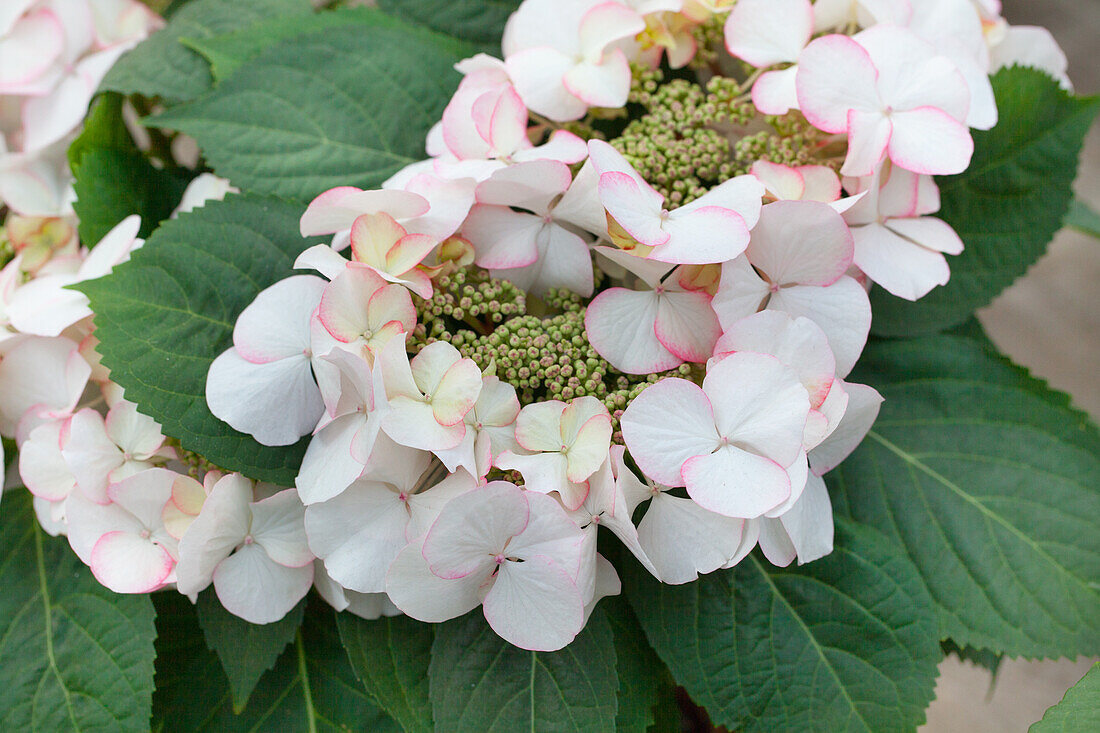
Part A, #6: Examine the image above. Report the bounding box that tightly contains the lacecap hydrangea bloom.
[3,0,1075,655]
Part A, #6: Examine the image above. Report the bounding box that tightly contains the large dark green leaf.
[101,0,312,103]
[69,93,190,245]
[78,195,326,485]
[150,11,473,202]
[377,0,521,53]
[196,589,306,712]
[0,491,157,731]
[336,613,434,733]
[832,335,1100,658]
[623,521,941,733]
[153,595,399,732]
[603,596,666,733]
[1031,663,1100,732]
[870,68,1100,335]
[429,609,619,732]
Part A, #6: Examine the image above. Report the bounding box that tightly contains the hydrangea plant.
[0,0,1097,730]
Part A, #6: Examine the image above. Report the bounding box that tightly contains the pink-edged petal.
[385,538,486,622]
[855,25,970,121]
[768,278,871,377]
[554,159,609,237]
[752,66,800,115]
[809,380,883,475]
[65,491,140,564]
[476,159,572,211]
[296,414,368,504]
[578,2,646,56]
[654,290,721,362]
[484,555,585,651]
[779,472,834,564]
[317,266,387,342]
[174,473,252,596]
[385,233,438,278]
[840,109,892,178]
[105,400,164,458]
[657,206,750,265]
[423,481,528,579]
[21,421,75,502]
[513,400,566,452]
[496,451,581,507]
[584,288,681,375]
[511,129,588,165]
[91,531,174,594]
[886,216,963,255]
[636,493,748,584]
[465,205,541,269]
[206,349,323,447]
[797,35,881,133]
[250,489,312,567]
[748,200,854,286]
[294,244,348,280]
[481,85,530,157]
[492,222,593,298]
[62,408,120,503]
[233,275,326,363]
[851,221,951,301]
[887,107,973,176]
[350,213,407,267]
[678,174,765,229]
[382,398,465,452]
[431,359,483,427]
[703,352,810,466]
[6,275,89,336]
[599,172,668,248]
[213,543,314,624]
[799,165,843,203]
[508,490,586,575]
[0,10,63,88]
[0,335,88,435]
[306,481,408,593]
[712,256,771,329]
[564,414,612,483]
[506,47,588,122]
[682,445,791,518]
[108,468,175,529]
[724,0,813,67]
[563,51,632,108]
[620,378,720,487]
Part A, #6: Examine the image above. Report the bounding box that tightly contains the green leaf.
[186,8,381,83]
[150,10,473,202]
[869,68,1100,336]
[832,335,1100,658]
[1031,663,1100,732]
[153,596,400,731]
[0,491,156,731]
[603,597,665,733]
[336,613,434,733]
[69,94,190,245]
[377,0,521,52]
[101,0,312,104]
[622,521,941,733]
[78,195,327,485]
[940,640,1004,678]
[429,609,619,732]
[1066,198,1100,238]
[196,589,306,712]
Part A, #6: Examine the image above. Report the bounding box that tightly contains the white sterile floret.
[175,474,314,624]
[589,140,764,265]
[61,398,171,504]
[6,215,142,337]
[0,334,90,438]
[711,200,871,377]
[723,0,814,115]
[433,370,522,479]
[305,439,476,594]
[842,163,965,301]
[621,351,810,519]
[503,0,646,121]
[205,275,327,447]
[463,159,595,297]
[66,468,180,594]
[377,336,483,453]
[496,396,613,511]
[797,25,974,177]
[316,264,416,359]
[585,246,721,374]
[386,481,588,651]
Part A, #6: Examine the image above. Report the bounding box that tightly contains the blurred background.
[922,1,1099,730]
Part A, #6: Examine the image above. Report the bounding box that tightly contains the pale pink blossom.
[724,0,813,115]
[386,482,588,651]
[589,139,764,265]
[496,396,613,511]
